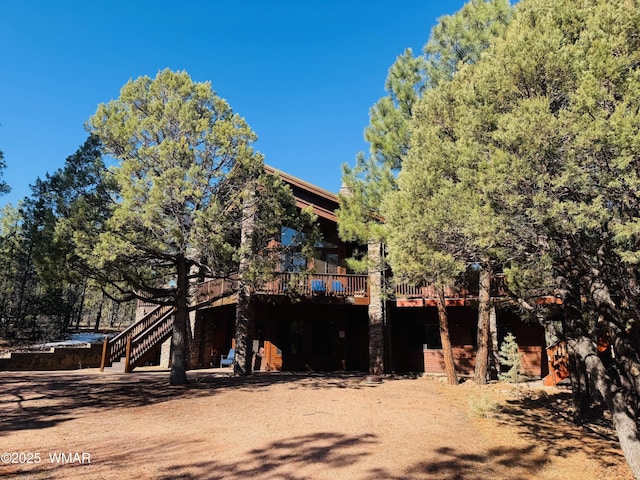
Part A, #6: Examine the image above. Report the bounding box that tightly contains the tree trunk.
[76,283,87,330]
[234,186,256,376]
[475,261,491,384]
[169,255,189,386]
[368,241,385,375]
[561,282,592,420]
[234,285,254,376]
[15,241,34,336]
[488,306,499,380]
[571,336,640,479]
[568,350,590,422]
[94,291,104,332]
[436,286,458,385]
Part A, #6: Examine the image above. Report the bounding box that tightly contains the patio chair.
[311,279,326,293]
[332,280,346,294]
[220,348,235,367]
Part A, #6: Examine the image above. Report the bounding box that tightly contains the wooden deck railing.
[395,274,507,299]
[195,277,238,304]
[100,304,173,370]
[256,273,369,298]
[195,273,369,304]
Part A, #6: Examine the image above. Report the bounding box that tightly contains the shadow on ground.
[493,390,625,471]
[8,432,380,480]
[88,432,550,480]
[0,370,370,436]
[157,432,377,480]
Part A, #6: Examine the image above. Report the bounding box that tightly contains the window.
[314,237,340,274]
[314,252,340,274]
[281,226,307,272]
[282,252,307,272]
[281,227,343,274]
[282,226,305,247]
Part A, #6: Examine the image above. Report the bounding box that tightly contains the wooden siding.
[264,165,339,222]
[390,304,548,378]
[423,345,543,377]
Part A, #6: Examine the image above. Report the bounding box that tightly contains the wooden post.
[124,337,132,373]
[100,335,109,372]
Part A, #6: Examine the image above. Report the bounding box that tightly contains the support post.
[124,336,132,373]
[100,335,109,372]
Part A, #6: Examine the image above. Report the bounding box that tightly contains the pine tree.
[85,70,266,385]
[385,0,640,474]
[339,0,512,381]
[498,333,522,384]
[0,150,10,196]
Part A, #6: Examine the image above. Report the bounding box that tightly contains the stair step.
[104,358,126,373]
[101,306,174,374]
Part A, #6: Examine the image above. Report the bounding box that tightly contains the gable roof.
[264,165,339,222]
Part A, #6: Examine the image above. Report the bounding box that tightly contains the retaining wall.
[0,344,103,371]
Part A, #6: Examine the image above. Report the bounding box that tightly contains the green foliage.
[0,149,10,196]
[0,136,133,341]
[424,0,512,87]
[0,203,37,340]
[83,69,310,304]
[84,69,259,297]
[387,1,640,471]
[498,332,522,383]
[338,0,513,273]
[85,69,310,383]
[386,0,640,307]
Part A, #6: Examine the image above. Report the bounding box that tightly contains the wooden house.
[102,166,549,379]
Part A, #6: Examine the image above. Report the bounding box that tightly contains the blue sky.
[0,1,468,207]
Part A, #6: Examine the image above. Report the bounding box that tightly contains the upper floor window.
[281,226,306,272]
[280,226,343,274]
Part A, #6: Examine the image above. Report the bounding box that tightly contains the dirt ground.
[0,367,633,480]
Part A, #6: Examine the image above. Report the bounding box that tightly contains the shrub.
[498,332,523,384]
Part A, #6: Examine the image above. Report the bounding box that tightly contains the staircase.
[100,305,174,373]
[543,340,570,386]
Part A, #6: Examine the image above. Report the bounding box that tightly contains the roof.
[264,164,339,222]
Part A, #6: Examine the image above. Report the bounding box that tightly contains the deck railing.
[195,272,369,304]
[257,272,369,297]
[395,274,507,299]
[195,277,238,304]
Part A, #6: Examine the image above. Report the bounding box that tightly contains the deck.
[196,273,370,306]
[395,275,508,307]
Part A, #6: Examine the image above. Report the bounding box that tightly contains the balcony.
[395,274,508,307]
[258,272,368,298]
[195,272,369,306]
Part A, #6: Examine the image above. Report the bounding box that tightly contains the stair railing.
[125,309,175,372]
[100,304,173,371]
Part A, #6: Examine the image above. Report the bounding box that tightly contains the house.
[189,166,370,372]
[101,166,549,379]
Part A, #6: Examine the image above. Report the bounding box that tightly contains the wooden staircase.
[543,340,570,386]
[100,305,174,373]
